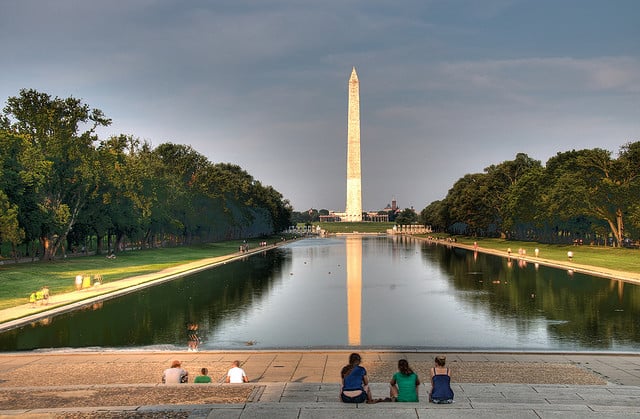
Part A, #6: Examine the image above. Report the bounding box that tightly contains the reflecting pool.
[1,235,639,352]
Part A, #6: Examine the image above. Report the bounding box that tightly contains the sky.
[1,1,639,213]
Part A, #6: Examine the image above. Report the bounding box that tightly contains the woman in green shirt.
[390,359,420,402]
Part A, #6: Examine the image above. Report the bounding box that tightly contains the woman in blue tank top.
[429,355,454,403]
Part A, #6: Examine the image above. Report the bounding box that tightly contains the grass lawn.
[426,235,640,273]
[0,238,273,311]
[317,222,394,233]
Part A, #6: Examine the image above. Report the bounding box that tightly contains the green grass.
[317,222,395,233]
[425,235,640,273]
[0,237,277,310]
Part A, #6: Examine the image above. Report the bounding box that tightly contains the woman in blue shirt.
[340,353,375,403]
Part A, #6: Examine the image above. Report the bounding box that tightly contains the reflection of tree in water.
[422,242,640,349]
[0,249,289,351]
[190,249,290,334]
[123,248,290,346]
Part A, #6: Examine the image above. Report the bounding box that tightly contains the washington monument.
[345,67,362,222]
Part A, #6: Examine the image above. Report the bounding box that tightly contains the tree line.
[419,144,640,247]
[0,89,292,260]
[290,208,413,225]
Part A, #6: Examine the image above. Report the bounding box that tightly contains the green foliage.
[1,89,112,259]
[291,208,326,224]
[394,208,418,225]
[419,200,448,232]
[422,144,640,246]
[0,90,292,259]
[0,191,24,251]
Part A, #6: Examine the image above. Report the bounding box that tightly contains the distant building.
[382,198,398,213]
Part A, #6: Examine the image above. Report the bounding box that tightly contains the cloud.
[1,1,639,212]
[435,56,640,95]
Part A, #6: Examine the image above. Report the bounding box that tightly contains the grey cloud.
[1,0,639,212]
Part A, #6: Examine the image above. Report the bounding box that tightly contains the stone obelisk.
[345,67,362,222]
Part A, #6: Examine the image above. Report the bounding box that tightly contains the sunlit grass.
[0,238,271,310]
[429,236,640,273]
[317,222,394,233]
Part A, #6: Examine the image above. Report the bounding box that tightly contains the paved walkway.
[1,351,640,417]
[12,383,640,418]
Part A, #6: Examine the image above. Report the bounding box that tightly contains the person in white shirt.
[225,360,249,383]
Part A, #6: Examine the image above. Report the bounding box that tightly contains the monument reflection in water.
[346,235,362,346]
[1,235,640,352]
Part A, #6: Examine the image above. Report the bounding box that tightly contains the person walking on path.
[42,286,50,305]
[162,360,188,384]
[186,322,200,352]
[390,359,420,402]
[225,360,249,383]
[429,355,454,404]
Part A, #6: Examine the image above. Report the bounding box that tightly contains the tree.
[419,200,448,232]
[445,173,493,235]
[483,153,542,236]
[544,144,640,246]
[1,89,111,259]
[502,165,546,240]
[83,134,147,254]
[395,208,418,225]
[0,128,49,257]
[152,143,211,244]
[0,190,24,258]
[0,89,304,253]
[611,141,640,242]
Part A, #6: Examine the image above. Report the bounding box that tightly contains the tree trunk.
[96,234,104,255]
[602,209,625,247]
[42,196,83,260]
[115,232,126,253]
[615,208,624,247]
[107,232,113,254]
[142,229,151,249]
[41,236,54,260]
